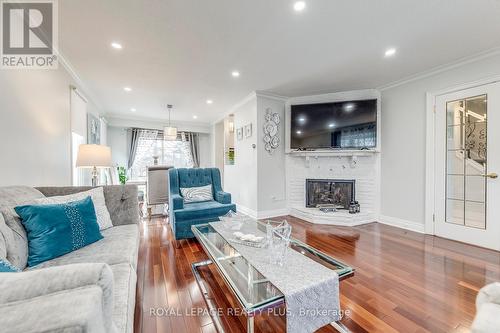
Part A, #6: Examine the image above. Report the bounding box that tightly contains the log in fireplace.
[306,179,355,209]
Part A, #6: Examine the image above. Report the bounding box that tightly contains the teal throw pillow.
[15,196,103,267]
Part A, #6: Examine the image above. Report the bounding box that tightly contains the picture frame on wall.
[87,113,101,144]
[236,127,243,141]
[244,123,252,138]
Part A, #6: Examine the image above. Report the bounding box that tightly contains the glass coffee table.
[191,222,354,333]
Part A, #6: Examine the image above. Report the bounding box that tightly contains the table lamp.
[76,144,112,186]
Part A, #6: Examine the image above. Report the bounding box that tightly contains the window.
[129,130,194,180]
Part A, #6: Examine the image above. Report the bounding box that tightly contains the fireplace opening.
[306,179,355,209]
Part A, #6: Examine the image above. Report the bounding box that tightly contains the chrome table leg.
[247,315,254,333]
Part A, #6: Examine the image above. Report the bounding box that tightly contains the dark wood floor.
[134,216,500,333]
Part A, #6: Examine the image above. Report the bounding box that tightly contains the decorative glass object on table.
[219,210,248,231]
[265,220,292,266]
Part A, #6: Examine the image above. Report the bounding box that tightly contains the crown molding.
[212,90,290,125]
[255,90,289,101]
[377,46,500,91]
[286,89,380,105]
[105,112,211,132]
[58,51,103,110]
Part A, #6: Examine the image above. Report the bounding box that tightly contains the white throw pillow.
[180,185,213,203]
[35,187,113,230]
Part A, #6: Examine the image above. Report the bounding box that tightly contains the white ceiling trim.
[212,90,289,125]
[58,51,103,111]
[106,113,211,133]
[377,46,500,91]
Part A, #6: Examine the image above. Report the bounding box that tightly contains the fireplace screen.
[306,179,355,209]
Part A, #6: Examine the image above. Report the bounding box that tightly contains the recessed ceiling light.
[296,130,302,135]
[231,71,240,78]
[328,123,335,128]
[206,99,213,104]
[130,108,136,112]
[293,1,306,11]
[193,115,198,119]
[298,117,306,122]
[344,103,355,111]
[111,42,123,49]
[384,48,397,57]
[123,87,132,92]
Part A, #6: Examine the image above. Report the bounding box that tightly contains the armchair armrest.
[0,263,114,332]
[215,191,232,205]
[171,194,184,210]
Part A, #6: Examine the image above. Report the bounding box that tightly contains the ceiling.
[59,0,500,124]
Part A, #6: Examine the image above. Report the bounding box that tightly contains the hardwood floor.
[134,216,500,333]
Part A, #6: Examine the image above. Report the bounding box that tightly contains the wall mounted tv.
[290,99,378,150]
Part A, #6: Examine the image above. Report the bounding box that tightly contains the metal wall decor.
[263,108,280,154]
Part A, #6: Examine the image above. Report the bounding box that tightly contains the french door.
[434,82,500,250]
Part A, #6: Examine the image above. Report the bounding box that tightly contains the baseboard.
[378,215,425,234]
[235,205,289,220]
[257,208,289,219]
[235,204,258,219]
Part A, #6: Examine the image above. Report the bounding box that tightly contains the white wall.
[107,126,128,168]
[224,95,258,214]
[0,67,100,186]
[256,95,287,214]
[198,133,212,168]
[380,52,500,226]
[222,93,287,217]
[213,121,225,178]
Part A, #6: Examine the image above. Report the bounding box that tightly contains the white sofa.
[0,185,140,333]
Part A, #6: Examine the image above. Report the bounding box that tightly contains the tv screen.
[290,99,377,149]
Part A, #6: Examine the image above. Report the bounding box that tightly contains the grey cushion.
[31,224,139,270]
[110,263,137,333]
[0,263,115,333]
[1,286,110,333]
[0,186,45,270]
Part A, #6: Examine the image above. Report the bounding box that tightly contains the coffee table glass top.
[192,221,354,313]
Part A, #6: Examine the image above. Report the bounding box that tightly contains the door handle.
[482,173,498,179]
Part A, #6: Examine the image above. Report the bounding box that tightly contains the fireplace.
[306,179,355,209]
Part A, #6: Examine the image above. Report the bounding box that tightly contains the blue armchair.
[168,168,236,240]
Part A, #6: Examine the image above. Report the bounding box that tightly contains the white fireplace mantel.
[286,149,380,158]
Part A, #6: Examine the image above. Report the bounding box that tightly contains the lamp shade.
[76,144,112,168]
[163,126,178,141]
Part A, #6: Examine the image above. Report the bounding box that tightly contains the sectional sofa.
[0,185,140,333]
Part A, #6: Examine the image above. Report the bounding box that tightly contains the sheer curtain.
[129,129,198,180]
[127,128,142,170]
[183,132,200,168]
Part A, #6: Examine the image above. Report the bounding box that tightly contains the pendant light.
[164,104,178,141]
